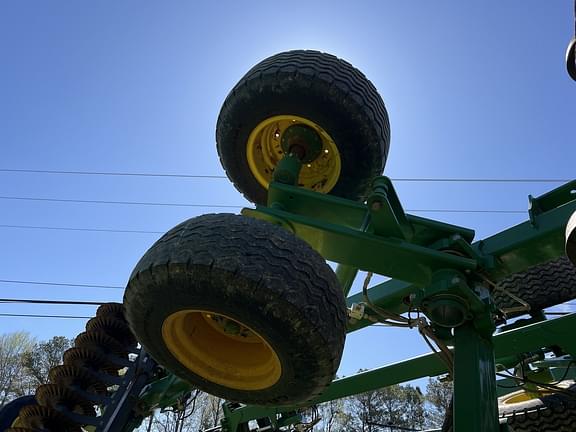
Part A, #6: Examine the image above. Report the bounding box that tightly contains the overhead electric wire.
[0,313,91,319]
[0,195,528,214]
[0,298,105,306]
[0,168,227,179]
[0,278,123,290]
[0,224,163,235]
[0,168,570,183]
[0,195,243,208]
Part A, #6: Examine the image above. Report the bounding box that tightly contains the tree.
[425,377,452,427]
[316,398,352,432]
[346,383,425,432]
[138,390,204,432]
[21,336,73,386]
[0,332,36,406]
[198,393,222,430]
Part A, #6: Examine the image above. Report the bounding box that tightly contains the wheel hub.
[162,310,282,391]
[246,114,341,193]
[280,124,324,163]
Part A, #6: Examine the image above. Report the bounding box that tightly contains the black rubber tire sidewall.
[499,382,576,432]
[0,395,36,430]
[124,214,347,406]
[493,257,576,318]
[216,50,390,205]
[442,383,576,432]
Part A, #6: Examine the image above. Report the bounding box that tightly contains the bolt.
[371,201,382,211]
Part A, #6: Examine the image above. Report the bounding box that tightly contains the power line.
[1,212,529,237]
[0,168,227,179]
[0,298,104,306]
[0,196,243,208]
[0,224,162,235]
[0,168,570,183]
[0,313,91,319]
[0,195,527,214]
[0,279,123,290]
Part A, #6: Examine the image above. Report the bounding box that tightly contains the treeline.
[0,332,451,431]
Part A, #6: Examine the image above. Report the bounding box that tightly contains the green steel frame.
[137,157,576,432]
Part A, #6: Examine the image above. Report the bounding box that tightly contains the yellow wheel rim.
[246,115,341,193]
[499,388,548,404]
[162,310,282,391]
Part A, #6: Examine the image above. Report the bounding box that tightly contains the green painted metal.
[473,180,576,281]
[453,322,499,432]
[219,313,576,430]
[254,178,576,285]
[495,365,576,396]
[280,124,324,163]
[335,263,359,297]
[138,373,194,412]
[129,175,576,431]
[271,152,303,186]
[265,180,476,243]
[221,403,301,432]
[242,206,478,287]
[368,177,413,240]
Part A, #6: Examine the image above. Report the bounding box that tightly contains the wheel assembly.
[499,381,576,432]
[493,256,576,318]
[4,303,139,432]
[124,213,347,406]
[216,49,390,204]
[2,40,574,432]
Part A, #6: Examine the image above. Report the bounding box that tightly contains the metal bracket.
[367,176,414,240]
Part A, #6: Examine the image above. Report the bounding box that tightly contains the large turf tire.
[498,382,576,432]
[124,213,347,406]
[493,257,576,318]
[216,50,390,205]
[0,395,36,430]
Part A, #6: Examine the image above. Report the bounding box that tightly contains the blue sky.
[0,1,575,379]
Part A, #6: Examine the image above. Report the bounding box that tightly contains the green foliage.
[21,336,73,386]
[345,382,426,431]
[0,331,36,406]
[425,377,453,427]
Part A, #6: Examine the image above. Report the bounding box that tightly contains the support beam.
[225,314,576,426]
[453,323,498,432]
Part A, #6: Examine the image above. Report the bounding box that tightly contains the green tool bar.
[331,313,576,402]
[493,312,576,359]
[266,181,475,243]
[335,264,359,297]
[453,323,498,432]
[255,180,576,286]
[495,367,576,397]
[230,314,576,422]
[473,180,576,281]
[346,278,413,332]
[245,206,477,286]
